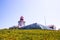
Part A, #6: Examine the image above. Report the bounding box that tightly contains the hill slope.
[0,29,60,40]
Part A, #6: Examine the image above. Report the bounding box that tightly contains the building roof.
[21,23,52,30]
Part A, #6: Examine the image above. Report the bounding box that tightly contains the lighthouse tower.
[18,16,25,28]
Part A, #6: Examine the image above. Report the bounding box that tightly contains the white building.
[18,16,25,28]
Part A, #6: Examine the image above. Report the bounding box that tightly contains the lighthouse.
[18,16,25,28]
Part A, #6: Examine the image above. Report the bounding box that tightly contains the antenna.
[44,16,46,25]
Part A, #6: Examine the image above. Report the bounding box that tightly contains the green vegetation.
[0,29,60,40]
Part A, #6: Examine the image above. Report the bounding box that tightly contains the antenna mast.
[44,16,46,25]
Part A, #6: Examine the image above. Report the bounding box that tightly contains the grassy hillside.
[0,29,60,40]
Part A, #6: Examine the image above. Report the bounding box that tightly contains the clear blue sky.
[0,0,60,29]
